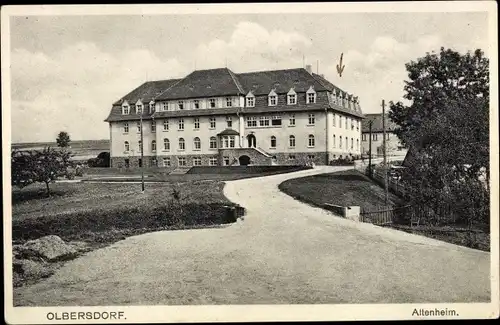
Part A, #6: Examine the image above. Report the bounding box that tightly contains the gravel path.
[14,166,490,306]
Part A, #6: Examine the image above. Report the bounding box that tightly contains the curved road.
[14,166,490,306]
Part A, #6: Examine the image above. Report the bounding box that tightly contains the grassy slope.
[279,169,403,212]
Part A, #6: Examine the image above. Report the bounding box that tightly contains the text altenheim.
[412,308,458,317]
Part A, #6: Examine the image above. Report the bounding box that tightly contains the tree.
[389,48,489,228]
[11,147,73,197]
[56,131,71,148]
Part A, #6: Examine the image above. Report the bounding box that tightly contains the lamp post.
[140,104,145,192]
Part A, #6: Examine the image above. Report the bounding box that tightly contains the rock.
[13,259,53,278]
[21,235,78,262]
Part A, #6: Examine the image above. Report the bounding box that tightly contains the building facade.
[361,113,408,158]
[105,66,365,168]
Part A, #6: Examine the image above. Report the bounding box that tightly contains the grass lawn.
[278,169,403,212]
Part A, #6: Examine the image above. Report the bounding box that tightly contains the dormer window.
[226,97,233,107]
[209,98,216,108]
[338,93,343,106]
[306,86,316,104]
[331,90,337,104]
[178,101,184,110]
[246,91,255,107]
[162,102,168,111]
[135,100,143,114]
[122,104,130,115]
[194,100,200,109]
[268,89,278,106]
[149,101,155,114]
[287,88,297,105]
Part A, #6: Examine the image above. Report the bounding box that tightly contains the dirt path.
[14,166,490,306]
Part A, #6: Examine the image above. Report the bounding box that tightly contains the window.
[194,137,201,150]
[149,102,155,114]
[162,102,168,111]
[178,157,186,166]
[351,138,354,149]
[138,158,143,168]
[194,100,200,109]
[356,139,359,150]
[270,136,277,148]
[163,119,169,131]
[269,95,277,106]
[289,135,296,147]
[356,120,360,130]
[339,136,343,148]
[229,136,235,148]
[223,156,230,166]
[386,133,390,140]
[123,122,129,133]
[151,120,156,133]
[137,121,141,133]
[307,155,315,160]
[226,116,232,128]
[178,118,184,130]
[308,114,315,125]
[178,101,184,110]
[308,135,315,147]
[345,137,348,149]
[179,138,185,151]
[289,114,295,126]
[209,98,216,108]
[122,105,129,115]
[209,136,217,149]
[163,157,171,167]
[345,117,348,129]
[163,138,170,151]
[124,159,130,168]
[247,116,257,127]
[333,135,336,148]
[124,141,130,152]
[351,119,355,130]
[136,105,143,114]
[193,157,202,166]
[288,155,296,160]
[220,136,235,148]
[246,96,255,107]
[209,117,216,129]
[271,115,282,126]
[226,97,233,107]
[288,94,296,105]
[333,114,336,127]
[138,140,142,152]
[209,157,218,166]
[307,92,316,104]
[151,158,157,167]
[362,134,367,141]
[151,140,156,152]
[259,116,270,127]
[372,134,378,141]
[194,118,200,129]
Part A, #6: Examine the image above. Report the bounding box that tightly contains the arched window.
[163,138,170,151]
[151,140,156,152]
[289,135,295,147]
[179,138,185,150]
[270,136,277,148]
[124,141,130,152]
[209,136,217,149]
[333,135,336,148]
[194,137,201,150]
[356,139,359,150]
[308,135,315,147]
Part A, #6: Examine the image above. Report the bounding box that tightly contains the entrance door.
[239,155,251,166]
[247,134,256,148]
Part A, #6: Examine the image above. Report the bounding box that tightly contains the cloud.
[11,42,186,142]
[194,21,312,71]
[321,34,450,112]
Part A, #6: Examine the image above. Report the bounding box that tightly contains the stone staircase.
[169,167,192,175]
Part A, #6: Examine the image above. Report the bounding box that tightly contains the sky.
[8,10,490,143]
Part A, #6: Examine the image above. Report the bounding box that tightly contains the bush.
[65,170,75,180]
[75,165,84,177]
[329,157,355,166]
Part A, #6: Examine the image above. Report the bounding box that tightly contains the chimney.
[320,74,325,78]
[305,64,312,74]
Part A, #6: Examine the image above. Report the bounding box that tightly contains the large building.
[361,113,408,158]
[105,66,365,168]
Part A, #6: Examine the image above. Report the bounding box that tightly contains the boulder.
[13,259,53,278]
[21,235,78,262]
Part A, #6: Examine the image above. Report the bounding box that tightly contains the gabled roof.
[236,68,328,96]
[112,79,180,106]
[361,113,398,132]
[155,68,245,100]
[217,128,240,136]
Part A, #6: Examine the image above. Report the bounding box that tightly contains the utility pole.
[382,99,388,207]
[140,103,145,193]
[368,120,373,178]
